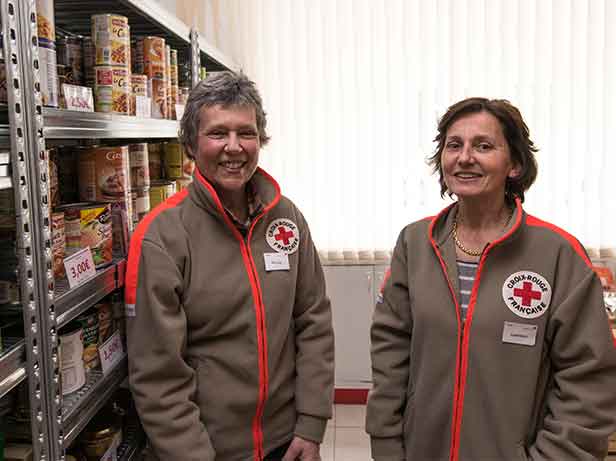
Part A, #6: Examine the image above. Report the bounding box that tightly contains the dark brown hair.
[428,97,538,203]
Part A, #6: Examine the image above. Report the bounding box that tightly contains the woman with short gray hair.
[126,71,334,461]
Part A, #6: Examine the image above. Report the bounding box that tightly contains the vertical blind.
[213,0,616,261]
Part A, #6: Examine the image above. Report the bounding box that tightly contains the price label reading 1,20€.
[99,330,125,376]
[63,247,96,289]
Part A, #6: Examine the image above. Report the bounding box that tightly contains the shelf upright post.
[190,27,199,88]
[15,0,62,459]
[1,0,52,459]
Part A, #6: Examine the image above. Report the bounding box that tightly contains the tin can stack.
[91,14,131,114]
[36,0,59,107]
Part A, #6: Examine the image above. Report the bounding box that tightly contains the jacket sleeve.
[126,239,216,461]
[366,229,412,461]
[529,268,616,461]
[292,211,335,444]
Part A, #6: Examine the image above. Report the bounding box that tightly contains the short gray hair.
[178,71,271,158]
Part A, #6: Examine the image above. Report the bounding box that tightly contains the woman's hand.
[281,436,321,461]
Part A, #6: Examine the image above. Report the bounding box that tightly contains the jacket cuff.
[294,413,328,443]
[370,436,404,461]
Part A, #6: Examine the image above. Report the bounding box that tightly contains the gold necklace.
[453,208,513,257]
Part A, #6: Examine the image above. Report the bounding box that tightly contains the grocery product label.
[99,330,124,375]
[64,247,96,288]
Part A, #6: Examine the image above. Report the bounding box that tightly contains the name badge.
[264,252,290,271]
[502,321,537,346]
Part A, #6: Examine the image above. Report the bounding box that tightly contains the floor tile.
[334,404,366,428]
[334,427,371,461]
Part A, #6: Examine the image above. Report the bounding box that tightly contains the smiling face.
[190,104,260,203]
[441,111,521,204]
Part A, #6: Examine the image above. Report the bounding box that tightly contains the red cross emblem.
[274,226,294,245]
[513,281,542,307]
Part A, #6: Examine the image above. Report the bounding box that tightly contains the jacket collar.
[429,197,526,249]
[190,167,281,224]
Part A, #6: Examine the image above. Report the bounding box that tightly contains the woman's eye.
[446,141,461,149]
[240,131,257,139]
[208,131,226,139]
[476,143,493,151]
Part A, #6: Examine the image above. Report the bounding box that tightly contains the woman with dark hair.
[366,97,616,460]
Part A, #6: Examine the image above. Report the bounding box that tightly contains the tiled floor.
[321,404,370,461]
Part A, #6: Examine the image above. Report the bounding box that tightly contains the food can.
[83,424,122,459]
[36,0,58,107]
[57,202,113,268]
[150,77,167,119]
[78,145,130,202]
[136,36,166,79]
[91,14,129,67]
[131,187,150,224]
[170,49,178,84]
[59,324,86,395]
[48,147,59,208]
[94,66,130,114]
[111,198,131,258]
[128,143,150,188]
[51,211,66,279]
[96,301,114,344]
[83,36,96,87]
[147,142,163,180]
[130,74,147,116]
[149,180,176,209]
[56,36,84,85]
[178,86,190,105]
[164,142,194,179]
[75,310,100,371]
[165,45,171,119]
[53,146,79,204]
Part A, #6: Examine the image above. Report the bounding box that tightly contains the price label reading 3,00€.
[63,248,96,289]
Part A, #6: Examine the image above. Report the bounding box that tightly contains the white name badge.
[264,252,290,271]
[502,321,538,347]
[99,330,125,375]
[63,248,97,289]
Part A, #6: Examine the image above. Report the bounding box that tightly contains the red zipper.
[429,200,522,461]
[195,168,281,461]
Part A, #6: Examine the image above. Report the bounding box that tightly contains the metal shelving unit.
[55,260,123,328]
[43,109,180,139]
[0,0,237,459]
[61,356,128,447]
[0,339,26,399]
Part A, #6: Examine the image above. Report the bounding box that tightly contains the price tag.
[135,95,151,118]
[63,248,96,289]
[62,84,94,112]
[175,104,185,119]
[99,330,124,375]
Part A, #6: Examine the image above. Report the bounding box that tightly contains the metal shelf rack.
[0,0,239,459]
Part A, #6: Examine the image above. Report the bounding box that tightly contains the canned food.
[165,45,171,119]
[76,310,100,371]
[94,66,130,114]
[53,146,79,204]
[57,36,84,85]
[83,424,121,459]
[131,187,150,224]
[150,77,167,119]
[164,142,194,179]
[96,301,114,344]
[111,198,131,258]
[91,14,129,67]
[59,324,86,395]
[130,74,148,116]
[170,49,178,85]
[78,145,130,202]
[128,143,150,188]
[48,147,59,208]
[51,211,66,279]
[83,36,96,87]
[179,86,190,105]
[134,36,165,79]
[147,142,163,180]
[175,178,192,192]
[149,180,176,209]
[57,202,113,268]
[36,0,58,107]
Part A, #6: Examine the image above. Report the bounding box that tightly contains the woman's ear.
[508,162,522,179]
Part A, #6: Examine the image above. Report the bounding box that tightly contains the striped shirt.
[457,260,479,322]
